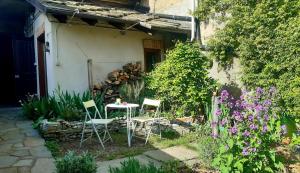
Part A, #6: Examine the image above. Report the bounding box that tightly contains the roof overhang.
[26,0,191,34]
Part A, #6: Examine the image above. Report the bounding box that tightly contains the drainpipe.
[191,0,196,41]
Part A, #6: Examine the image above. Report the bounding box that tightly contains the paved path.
[0,108,55,173]
[96,146,199,173]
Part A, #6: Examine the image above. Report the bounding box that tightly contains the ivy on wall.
[194,0,300,116]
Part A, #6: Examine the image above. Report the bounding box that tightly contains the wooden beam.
[81,18,98,26]
[108,21,126,30]
[134,24,152,35]
[52,14,68,23]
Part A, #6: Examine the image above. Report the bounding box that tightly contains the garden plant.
[212,87,286,172]
[147,41,216,118]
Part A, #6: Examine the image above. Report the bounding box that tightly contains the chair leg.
[80,122,86,148]
[105,124,113,142]
[89,129,94,142]
[159,122,162,139]
[145,126,152,144]
[92,123,105,149]
[131,121,137,140]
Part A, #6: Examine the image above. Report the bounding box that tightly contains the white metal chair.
[131,98,161,144]
[80,100,113,149]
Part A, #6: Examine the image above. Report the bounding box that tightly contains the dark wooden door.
[12,37,37,101]
[144,49,161,72]
[0,34,15,105]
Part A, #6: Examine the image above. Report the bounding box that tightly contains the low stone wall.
[39,118,193,141]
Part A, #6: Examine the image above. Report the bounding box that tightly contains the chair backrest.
[82,100,103,120]
[140,98,161,118]
[143,98,160,107]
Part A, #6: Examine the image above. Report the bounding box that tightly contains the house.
[0,0,195,106]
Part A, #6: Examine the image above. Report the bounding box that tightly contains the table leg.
[127,107,131,147]
[105,106,108,119]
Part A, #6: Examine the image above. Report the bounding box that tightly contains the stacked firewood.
[93,62,143,103]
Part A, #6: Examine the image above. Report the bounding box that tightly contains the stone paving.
[0,108,55,173]
[96,146,199,173]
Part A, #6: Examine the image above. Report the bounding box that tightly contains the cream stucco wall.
[141,0,192,16]
[43,18,161,94]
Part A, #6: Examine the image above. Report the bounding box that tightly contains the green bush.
[21,88,106,121]
[147,42,216,117]
[197,135,219,168]
[56,151,97,173]
[195,0,300,117]
[109,158,162,173]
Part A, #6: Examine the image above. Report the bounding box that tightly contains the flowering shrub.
[212,87,285,172]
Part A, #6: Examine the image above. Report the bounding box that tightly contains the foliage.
[119,80,145,104]
[147,42,216,117]
[109,158,163,173]
[109,158,183,173]
[212,87,285,172]
[194,0,300,117]
[56,151,97,173]
[195,123,219,168]
[21,94,56,121]
[197,135,220,168]
[21,88,106,121]
[45,140,60,158]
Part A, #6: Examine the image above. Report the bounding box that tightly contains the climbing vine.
[195,0,300,117]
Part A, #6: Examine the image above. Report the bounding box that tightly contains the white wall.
[45,19,161,94]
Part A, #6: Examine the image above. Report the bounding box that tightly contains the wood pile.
[93,62,143,103]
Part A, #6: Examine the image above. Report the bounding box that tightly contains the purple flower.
[220,118,228,126]
[219,90,229,103]
[252,148,257,152]
[211,133,218,138]
[255,105,264,112]
[263,99,272,106]
[264,114,269,121]
[281,125,287,135]
[256,87,264,96]
[211,121,218,127]
[235,100,241,108]
[233,111,243,122]
[215,108,222,116]
[230,125,238,135]
[248,115,254,121]
[262,124,268,133]
[250,123,258,130]
[228,102,234,108]
[243,130,250,137]
[242,147,249,156]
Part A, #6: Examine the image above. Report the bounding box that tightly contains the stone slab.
[30,146,52,158]
[13,159,33,167]
[17,167,31,173]
[24,137,45,147]
[143,146,198,162]
[10,149,30,157]
[0,167,17,173]
[31,158,56,173]
[0,156,18,168]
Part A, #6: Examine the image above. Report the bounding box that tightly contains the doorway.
[0,0,36,106]
[37,33,47,97]
[0,34,36,106]
[144,49,161,72]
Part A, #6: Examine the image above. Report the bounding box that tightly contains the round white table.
[105,103,139,147]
